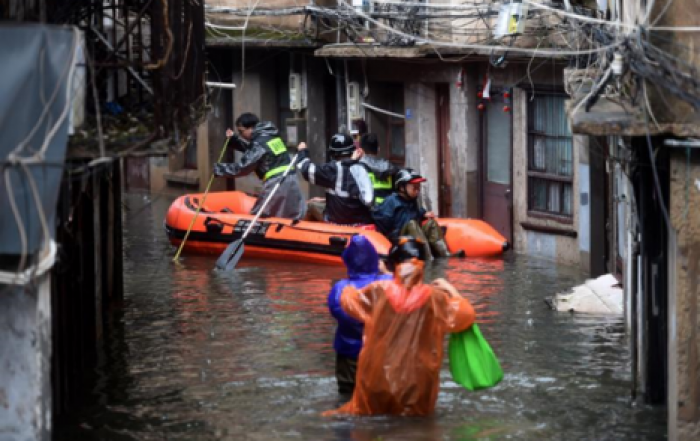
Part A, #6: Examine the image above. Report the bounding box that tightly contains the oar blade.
[215,240,244,270]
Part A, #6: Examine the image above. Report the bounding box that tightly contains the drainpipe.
[344,59,352,132]
[625,218,633,334]
[667,230,678,441]
[637,234,646,399]
[335,60,345,133]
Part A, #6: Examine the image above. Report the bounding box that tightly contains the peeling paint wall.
[404,82,440,214]
[670,149,700,440]
[0,277,52,441]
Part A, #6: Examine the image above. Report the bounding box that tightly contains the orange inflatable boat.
[165,191,508,265]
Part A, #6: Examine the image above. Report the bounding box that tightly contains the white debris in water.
[546,274,623,314]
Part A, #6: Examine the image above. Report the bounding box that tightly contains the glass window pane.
[532,136,545,170]
[563,184,573,215]
[390,125,405,158]
[548,182,561,213]
[487,102,511,184]
[530,178,547,211]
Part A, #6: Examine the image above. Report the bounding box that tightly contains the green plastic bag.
[448,323,503,391]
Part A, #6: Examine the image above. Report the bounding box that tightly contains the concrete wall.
[404,82,440,214]
[669,148,700,441]
[449,66,480,218]
[206,82,233,194]
[210,0,336,33]
[0,278,52,441]
[230,52,280,196]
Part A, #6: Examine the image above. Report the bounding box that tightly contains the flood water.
[57,192,666,440]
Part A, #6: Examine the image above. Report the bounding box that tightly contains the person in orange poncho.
[323,237,476,417]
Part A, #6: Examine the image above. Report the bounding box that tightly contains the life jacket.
[368,172,393,205]
[250,122,294,181]
[360,156,398,205]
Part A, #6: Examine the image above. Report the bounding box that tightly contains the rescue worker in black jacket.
[297,133,374,225]
[358,133,400,206]
[372,169,464,259]
[214,113,306,220]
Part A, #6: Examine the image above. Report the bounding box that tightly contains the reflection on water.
[56,193,666,440]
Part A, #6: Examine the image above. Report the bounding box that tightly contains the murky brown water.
[56,192,666,440]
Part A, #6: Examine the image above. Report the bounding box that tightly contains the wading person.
[372,169,463,259]
[328,235,392,397]
[323,237,476,417]
[215,112,306,220]
[297,133,374,226]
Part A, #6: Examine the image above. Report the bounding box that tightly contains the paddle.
[215,152,301,271]
[173,137,231,262]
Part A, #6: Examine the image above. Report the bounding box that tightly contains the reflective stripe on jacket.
[298,150,374,225]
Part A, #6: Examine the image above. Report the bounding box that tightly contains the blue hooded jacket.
[328,235,393,358]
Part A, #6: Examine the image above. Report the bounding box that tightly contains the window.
[527,92,573,217]
[367,83,404,164]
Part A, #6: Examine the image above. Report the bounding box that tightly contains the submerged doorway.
[481,90,513,243]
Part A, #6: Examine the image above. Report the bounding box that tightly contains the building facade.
[156,1,600,273]
[565,1,700,439]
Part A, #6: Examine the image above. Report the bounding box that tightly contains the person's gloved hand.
[213,163,228,176]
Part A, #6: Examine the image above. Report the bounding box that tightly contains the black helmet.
[329,133,355,157]
[386,236,426,269]
[394,168,426,190]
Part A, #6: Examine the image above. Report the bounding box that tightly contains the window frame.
[526,89,574,221]
[386,116,405,165]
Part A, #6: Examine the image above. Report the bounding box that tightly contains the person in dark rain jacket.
[372,169,463,259]
[296,133,374,225]
[214,113,306,219]
[328,235,392,395]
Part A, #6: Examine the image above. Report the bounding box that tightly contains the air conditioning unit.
[347,82,362,120]
[289,73,302,110]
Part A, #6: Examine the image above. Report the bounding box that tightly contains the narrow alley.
[54,193,665,440]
